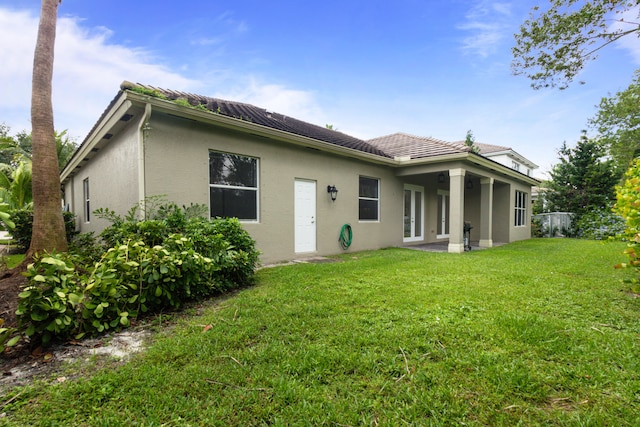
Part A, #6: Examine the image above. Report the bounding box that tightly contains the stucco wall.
[64,120,140,234]
[492,182,511,243]
[510,181,533,242]
[144,114,403,264]
[63,108,534,263]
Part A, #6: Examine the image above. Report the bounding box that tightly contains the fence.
[533,212,574,237]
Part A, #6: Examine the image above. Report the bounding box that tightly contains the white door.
[403,185,424,242]
[437,190,450,238]
[295,179,316,253]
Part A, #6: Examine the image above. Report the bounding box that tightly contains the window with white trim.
[83,178,90,223]
[209,151,258,221]
[359,176,379,221]
[514,190,527,227]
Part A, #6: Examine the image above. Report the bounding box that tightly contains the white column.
[448,168,465,253]
[479,177,494,248]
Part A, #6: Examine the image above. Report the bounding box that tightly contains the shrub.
[14,199,259,346]
[98,200,259,290]
[572,208,626,240]
[16,254,83,345]
[613,159,640,292]
[68,232,103,264]
[10,209,77,251]
[184,217,259,289]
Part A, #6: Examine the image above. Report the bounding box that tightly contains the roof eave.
[485,149,539,169]
[61,93,131,182]
[469,153,540,185]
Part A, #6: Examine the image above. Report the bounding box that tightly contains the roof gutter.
[137,103,152,212]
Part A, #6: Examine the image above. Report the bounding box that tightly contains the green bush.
[13,200,259,346]
[98,201,259,290]
[184,217,259,289]
[68,232,103,264]
[10,209,77,251]
[16,238,220,342]
[16,254,83,345]
[613,159,640,291]
[572,207,626,240]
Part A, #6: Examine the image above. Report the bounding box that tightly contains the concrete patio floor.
[402,241,500,252]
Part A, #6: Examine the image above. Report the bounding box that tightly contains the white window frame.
[359,176,380,222]
[208,150,259,222]
[83,178,90,223]
[514,190,527,227]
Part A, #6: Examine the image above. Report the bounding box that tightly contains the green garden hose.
[339,224,353,250]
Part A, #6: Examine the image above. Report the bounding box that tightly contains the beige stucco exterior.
[61,90,539,265]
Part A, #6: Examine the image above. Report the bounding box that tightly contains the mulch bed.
[0,266,27,330]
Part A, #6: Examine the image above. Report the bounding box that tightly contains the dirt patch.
[0,265,152,395]
[0,328,151,395]
[0,266,26,330]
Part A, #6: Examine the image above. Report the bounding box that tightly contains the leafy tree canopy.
[589,70,640,170]
[543,133,621,217]
[0,123,77,171]
[512,0,640,89]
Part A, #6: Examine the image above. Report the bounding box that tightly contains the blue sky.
[1,0,639,176]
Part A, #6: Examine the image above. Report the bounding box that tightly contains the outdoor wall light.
[467,179,473,189]
[438,172,445,183]
[327,185,338,202]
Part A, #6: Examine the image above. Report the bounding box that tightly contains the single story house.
[61,82,540,264]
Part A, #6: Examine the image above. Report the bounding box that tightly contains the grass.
[2,253,24,269]
[1,239,639,426]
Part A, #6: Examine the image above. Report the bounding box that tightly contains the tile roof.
[473,142,511,154]
[366,132,471,160]
[124,82,391,158]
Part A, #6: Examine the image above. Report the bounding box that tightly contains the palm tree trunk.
[29,0,67,257]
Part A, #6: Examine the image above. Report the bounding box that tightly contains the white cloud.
[458,1,513,57]
[0,7,199,140]
[214,78,327,126]
[0,6,325,142]
[609,5,640,64]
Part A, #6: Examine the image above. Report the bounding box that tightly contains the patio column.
[479,177,494,248]
[448,168,465,253]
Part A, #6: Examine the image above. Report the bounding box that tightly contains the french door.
[437,190,450,238]
[403,185,424,242]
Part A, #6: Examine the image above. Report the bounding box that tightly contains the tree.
[55,130,77,171]
[464,130,480,154]
[0,124,32,166]
[29,0,67,256]
[512,1,640,89]
[589,70,640,170]
[0,126,77,171]
[543,133,621,217]
[0,161,33,210]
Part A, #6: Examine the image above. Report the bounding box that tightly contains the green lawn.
[2,239,639,426]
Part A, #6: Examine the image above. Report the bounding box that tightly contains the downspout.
[137,103,152,218]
